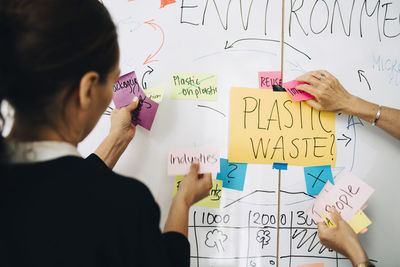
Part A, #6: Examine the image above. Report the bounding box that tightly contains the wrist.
[174,191,193,209]
[108,130,133,146]
[346,242,368,266]
[341,94,359,115]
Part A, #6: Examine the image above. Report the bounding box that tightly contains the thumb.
[126,96,139,112]
[328,207,342,224]
[189,161,200,176]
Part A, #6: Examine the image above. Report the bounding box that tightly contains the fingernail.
[133,96,138,102]
[193,158,199,164]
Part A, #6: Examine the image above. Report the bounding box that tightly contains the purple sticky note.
[113,71,159,131]
[283,80,314,102]
[258,71,282,89]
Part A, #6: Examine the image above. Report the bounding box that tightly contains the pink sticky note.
[168,147,220,176]
[258,71,282,89]
[113,71,159,131]
[297,264,324,267]
[283,80,314,101]
[308,172,375,222]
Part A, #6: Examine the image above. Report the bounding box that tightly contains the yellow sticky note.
[170,72,218,101]
[349,210,371,234]
[320,212,336,228]
[229,87,336,166]
[173,176,222,208]
[144,82,167,103]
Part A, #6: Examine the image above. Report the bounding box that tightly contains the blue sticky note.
[273,163,288,170]
[304,165,334,195]
[216,158,247,191]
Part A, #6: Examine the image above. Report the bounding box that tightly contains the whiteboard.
[79,1,400,266]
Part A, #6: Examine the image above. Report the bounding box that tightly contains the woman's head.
[0,0,119,151]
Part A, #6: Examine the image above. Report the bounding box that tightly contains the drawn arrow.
[224,38,311,60]
[160,0,176,8]
[143,19,165,65]
[141,66,154,89]
[358,70,371,90]
[337,134,352,147]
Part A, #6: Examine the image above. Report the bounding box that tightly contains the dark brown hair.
[0,0,119,159]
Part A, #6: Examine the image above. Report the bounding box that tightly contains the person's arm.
[164,161,213,237]
[318,208,371,266]
[94,98,138,169]
[296,70,400,140]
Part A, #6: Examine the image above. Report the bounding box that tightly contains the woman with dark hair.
[0,0,212,266]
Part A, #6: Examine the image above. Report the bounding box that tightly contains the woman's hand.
[296,70,356,113]
[109,97,139,141]
[164,161,213,237]
[318,208,369,265]
[94,98,139,169]
[176,161,213,207]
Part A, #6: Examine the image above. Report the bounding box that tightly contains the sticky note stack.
[307,172,374,233]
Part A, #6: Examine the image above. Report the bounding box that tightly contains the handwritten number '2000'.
[252,212,276,226]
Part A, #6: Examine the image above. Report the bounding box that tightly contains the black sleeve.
[85,153,109,170]
[127,183,190,267]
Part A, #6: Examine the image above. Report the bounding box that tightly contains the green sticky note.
[170,72,218,101]
[144,82,167,103]
[173,176,222,208]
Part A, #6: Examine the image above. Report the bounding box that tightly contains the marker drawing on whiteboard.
[197,105,226,117]
[143,20,164,65]
[224,38,311,60]
[357,70,371,90]
[141,66,154,89]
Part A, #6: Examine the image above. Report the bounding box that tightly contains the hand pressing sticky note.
[173,176,222,208]
[168,147,220,176]
[258,71,282,89]
[307,172,375,223]
[144,82,167,103]
[304,165,334,195]
[113,71,159,131]
[349,210,372,234]
[283,80,314,102]
[170,72,218,101]
[320,212,336,228]
[216,158,247,191]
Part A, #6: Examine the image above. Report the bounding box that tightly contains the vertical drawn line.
[350,122,357,171]
[193,211,200,267]
[280,0,286,83]
[336,251,339,267]
[289,211,293,267]
[276,169,282,267]
[246,210,251,267]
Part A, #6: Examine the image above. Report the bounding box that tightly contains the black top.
[0,154,190,267]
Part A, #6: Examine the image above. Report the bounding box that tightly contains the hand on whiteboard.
[176,161,213,207]
[296,70,355,113]
[109,97,139,141]
[318,207,368,266]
